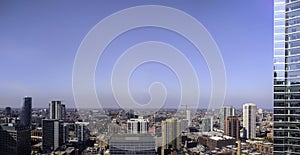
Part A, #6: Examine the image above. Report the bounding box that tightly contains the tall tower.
[186,109,191,126]
[20,96,32,128]
[274,0,300,154]
[225,116,240,140]
[242,103,256,139]
[220,106,235,130]
[42,119,63,151]
[49,100,65,120]
[161,118,182,154]
[202,116,213,132]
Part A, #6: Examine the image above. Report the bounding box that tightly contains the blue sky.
[0,1,273,109]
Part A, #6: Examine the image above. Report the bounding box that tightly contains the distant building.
[202,117,213,132]
[75,121,89,142]
[0,123,31,155]
[20,96,32,128]
[5,107,11,117]
[109,134,155,155]
[219,106,235,130]
[186,109,191,127]
[127,117,149,134]
[243,103,256,139]
[224,116,240,140]
[61,104,66,120]
[42,119,63,151]
[49,100,65,120]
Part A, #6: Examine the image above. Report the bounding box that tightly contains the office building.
[63,123,70,144]
[274,0,300,154]
[243,103,256,139]
[49,100,65,120]
[75,121,89,141]
[219,106,235,130]
[42,119,63,151]
[224,116,240,140]
[127,117,149,134]
[161,118,183,154]
[202,116,213,132]
[20,96,32,127]
[0,123,31,155]
[109,134,155,155]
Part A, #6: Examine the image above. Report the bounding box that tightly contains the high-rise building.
[219,106,235,130]
[109,134,155,155]
[63,123,70,144]
[0,124,31,155]
[274,0,300,154]
[186,109,191,126]
[49,100,65,120]
[75,121,89,141]
[224,116,240,140]
[161,118,183,154]
[127,117,149,134]
[20,96,32,128]
[42,119,63,151]
[242,103,256,139]
[202,116,213,132]
[61,104,66,120]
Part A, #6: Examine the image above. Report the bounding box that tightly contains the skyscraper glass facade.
[274,0,300,154]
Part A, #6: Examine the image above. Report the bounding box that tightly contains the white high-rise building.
[219,106,235,130]
[186,109,191,126]
[243,103,256,139]
[127,117,149,134]
[202,116,213,132]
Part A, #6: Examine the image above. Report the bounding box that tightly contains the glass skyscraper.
[274,0,300,154]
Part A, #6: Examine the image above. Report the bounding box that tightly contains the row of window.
[274,33,300,42]
[286,1,300,11]
[274,130,300,137]
[287,24,300,33]
[274,93,300,99]
[274,70,300,78]
[275,71,300,78]
[287,16,300,26]
[275,64,300,70]
[274,78,300,85]
[287,9,300,19]
[274,122,300,129]
[274,101,300,107]
[275,40,300,48]
[274,109,300,114]
[274,48,300,56]
[273,145,300,153]
[274,86,300,92]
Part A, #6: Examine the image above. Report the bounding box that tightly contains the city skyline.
[0,1,273,109]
